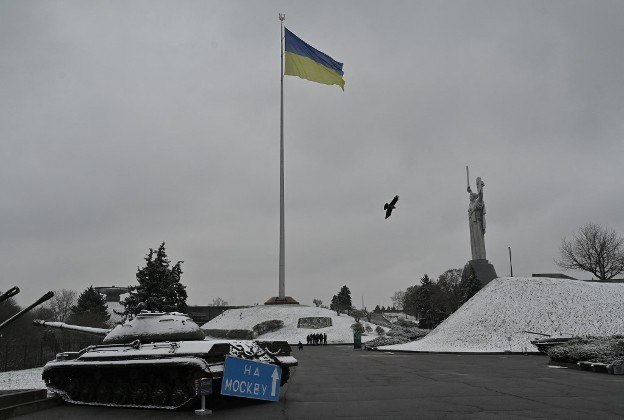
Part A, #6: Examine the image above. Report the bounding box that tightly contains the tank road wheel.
[65,377,81,401]
[95,381,113,404]
[131,382,152,406]
[112,382,130,405]
[152,381,170,407]
[170,382,189,408]
[79,380,96,402]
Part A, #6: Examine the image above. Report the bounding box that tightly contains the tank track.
[43,363,209,409]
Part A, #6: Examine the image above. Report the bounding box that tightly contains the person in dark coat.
[323,333,327,345]
[298,341,303,351]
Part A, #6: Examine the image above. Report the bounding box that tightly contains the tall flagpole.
[278,13,286,300]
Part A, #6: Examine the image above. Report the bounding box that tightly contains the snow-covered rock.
[202,305,381,344]
[383,277,624,353]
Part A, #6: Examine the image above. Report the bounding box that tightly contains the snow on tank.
[104,311,205,344]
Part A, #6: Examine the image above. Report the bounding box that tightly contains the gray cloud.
[2,0,624,308]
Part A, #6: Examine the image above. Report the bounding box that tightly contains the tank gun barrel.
[0,291,54,332]
[523,330,551,337]
[0,287,20,304]
[32,319,110,337]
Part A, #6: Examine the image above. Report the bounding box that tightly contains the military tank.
[33,311,297,409]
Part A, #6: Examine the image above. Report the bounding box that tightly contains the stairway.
[0,390,60,419]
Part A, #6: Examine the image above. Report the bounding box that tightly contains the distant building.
[383,312,416,323]
[532,273,577,280]
[531,274,624,283]
[93,286,129,323]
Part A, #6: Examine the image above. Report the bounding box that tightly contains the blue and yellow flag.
[284,28,345,90]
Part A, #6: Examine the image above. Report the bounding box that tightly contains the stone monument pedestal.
[264,296,299,305]
[465,259,498,286]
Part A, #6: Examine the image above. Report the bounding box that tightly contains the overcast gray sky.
[2,1,624,309]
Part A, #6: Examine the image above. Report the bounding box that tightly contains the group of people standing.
[297,332,329,350]
[307,333,327,345]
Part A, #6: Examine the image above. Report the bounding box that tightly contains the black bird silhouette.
[384,195,399,219]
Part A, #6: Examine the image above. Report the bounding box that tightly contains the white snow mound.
[202,305,380,345]
[383,277,624,353]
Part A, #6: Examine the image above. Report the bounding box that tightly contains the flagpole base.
[264,296,299,305]
[195,409,212,415]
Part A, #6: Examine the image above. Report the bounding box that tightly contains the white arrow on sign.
[270,367,279,397]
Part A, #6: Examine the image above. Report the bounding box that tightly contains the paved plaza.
[18,345,624,419]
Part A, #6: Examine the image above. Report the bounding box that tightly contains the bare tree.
[46,289,77,322]
[555,223,624,280]
[312,298,322,307]
[391,290,405,310]
[211,297,228,306]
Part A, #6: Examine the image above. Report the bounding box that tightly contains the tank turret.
[34,311,206,344]
[33,310,297,409]
[0,291,54,332]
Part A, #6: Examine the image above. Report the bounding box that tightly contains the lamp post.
[508,246,513,277]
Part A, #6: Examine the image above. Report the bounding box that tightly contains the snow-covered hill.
[202,305,381,344]
[383,277,624,353]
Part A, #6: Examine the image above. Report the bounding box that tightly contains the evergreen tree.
[330,285,352,313]
[402,275,445,328]
[338,285,352,308]
[415,274,434,327]
[402,285,418,317]
[68,286,111,328]
[123,242,187,314]
[373,305,381,313]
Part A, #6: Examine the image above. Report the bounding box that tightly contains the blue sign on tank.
[220,356,282,402]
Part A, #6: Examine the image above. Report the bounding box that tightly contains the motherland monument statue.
[463,167,498,286]
[467,176,487,260]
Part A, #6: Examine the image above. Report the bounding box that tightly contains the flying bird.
[384,195,399,219]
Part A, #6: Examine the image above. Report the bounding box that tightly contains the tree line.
[390,267,483,329]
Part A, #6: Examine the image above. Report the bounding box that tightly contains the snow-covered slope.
[383,277,624,353]
[202,305,380,344]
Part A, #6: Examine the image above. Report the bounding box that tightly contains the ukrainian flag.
[284,28,345,90]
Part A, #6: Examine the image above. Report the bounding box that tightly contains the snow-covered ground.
[383,277,624,353]
[0,306,378,390]
[202,305,382,344]
[0,367,45,390]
